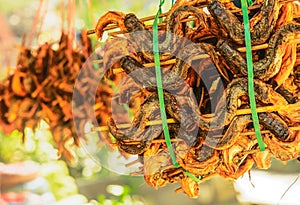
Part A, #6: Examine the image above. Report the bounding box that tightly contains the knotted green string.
[152,0,201,182]
[241,0,265,151]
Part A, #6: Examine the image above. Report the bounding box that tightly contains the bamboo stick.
[107,126,300,147]
[125,158,141,167]
[92,37,300,74]
[92,103,300,132]
[87,0,296,35]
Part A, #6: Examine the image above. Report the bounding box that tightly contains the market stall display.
[88,0,300,198]
[0,0,300,199]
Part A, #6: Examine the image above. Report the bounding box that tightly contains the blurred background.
[0,1,300,205]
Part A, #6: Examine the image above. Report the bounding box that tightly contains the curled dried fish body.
[120,55,210,130]
[120,42,223,91]
[217,23,300,81]
[208,0,280,45]
[114,77,144,106]
[275,84,298,104]
[10,70,29,97]
[167,5,211,40]
[35,43,52,76]
[264,130,300,161]
[120,42,227,131]
[102,37,137,78]
[205,115,252,150]
[124,6,208,61]
[173,43,224,80]
[120,56,156,89]
[143,150,173,188]
[211,78,288,127]
[257,23,300,80]
[216,39,247,75]
[249,0,280,38]
[206,112,290,150]
[258,112,290,141]
[116,140,150,155]
[94,11,126,39]
[161,5,208,49]
[216,136,256,180]
[108,93,162,141]
[123,13,154,62]
[109,90,200,148]
[208,0,243,44]
[123,13,170,62]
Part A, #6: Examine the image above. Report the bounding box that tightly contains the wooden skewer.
[241,126,300,136]
[87,0,296,35]
[92,38,300,74]
[108,125,300,147]
[167,168,183,177]
[130,171,144,176]
[92,103,300,132]
[125,158,141,167]
[93,118,177,132]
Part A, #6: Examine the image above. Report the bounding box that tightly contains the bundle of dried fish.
[0,31,116,161]
[85,0,300,197]
[87,0,300,198]
[0,0,298,199]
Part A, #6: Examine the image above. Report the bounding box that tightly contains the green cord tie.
[241,0,265,151]
[153,0,178,167]
[152,0,201,183]
[247,0,253,6]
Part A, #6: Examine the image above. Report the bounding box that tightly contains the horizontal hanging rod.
[92,103,300,132]
[87,0,297,35]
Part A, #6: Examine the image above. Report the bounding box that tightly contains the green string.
[158,0,164,23]
[183,171,202,183]
[153,0,178,167]
[152,0,201,183]
[241,0,266,151]
[247,0,253,6]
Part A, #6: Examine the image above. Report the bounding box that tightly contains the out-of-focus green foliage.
[0,121,79,200]
[0,0,36,13]
[97,185,145,205]
[55,194,89,205]
[0,121,58,163]
[41,161,79,200]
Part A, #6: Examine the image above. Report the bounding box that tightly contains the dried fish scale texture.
[208,0,280,45]
[123,6,211,62]
[217,23,300,81]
